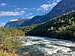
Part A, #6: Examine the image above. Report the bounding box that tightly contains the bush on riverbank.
[0,27,25,56]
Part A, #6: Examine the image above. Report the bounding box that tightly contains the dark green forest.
[27,12,75,40]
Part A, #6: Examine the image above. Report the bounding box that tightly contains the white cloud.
[47,0,61,3]
[0,11,24,16]
[40,4,51,11]
[37,2,57,12]
[27,16,34,18]
[23,8,28,10]
[16,8,21,10]
[20,10,25,13]
[9,19,19,21]
[16,8,28,11]
[0,3,7,6]
[0,23,5,26]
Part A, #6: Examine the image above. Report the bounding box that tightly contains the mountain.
[5,19,30,28]
[5,0,75,28]
[47,0,75,18]
[27,12,75,40]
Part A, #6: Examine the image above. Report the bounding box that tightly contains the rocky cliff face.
[5,0,75,28]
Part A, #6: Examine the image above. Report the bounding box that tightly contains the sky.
[0,0,61,26]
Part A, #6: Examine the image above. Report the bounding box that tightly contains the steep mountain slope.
[30,0,75,24]
[27,12,75,40]
[5,0,75,28]
[47,0,75,18]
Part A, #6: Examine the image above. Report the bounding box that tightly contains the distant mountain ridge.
[5,19,30,28]
[5,0,75,28]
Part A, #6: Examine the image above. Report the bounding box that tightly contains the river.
[17,36,75,56]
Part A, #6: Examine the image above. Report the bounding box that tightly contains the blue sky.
[0,0,61,26]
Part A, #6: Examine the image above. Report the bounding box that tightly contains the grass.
[0,27,25,56]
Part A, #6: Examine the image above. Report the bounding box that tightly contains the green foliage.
[17,24,38,35]
[0,27,23,53]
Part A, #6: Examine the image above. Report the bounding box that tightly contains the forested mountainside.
[27,11,75,40]
[5,0,75,28]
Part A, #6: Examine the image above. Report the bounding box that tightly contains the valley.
[0,0,75,56]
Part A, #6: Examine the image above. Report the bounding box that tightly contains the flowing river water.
[17,36,75,56]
